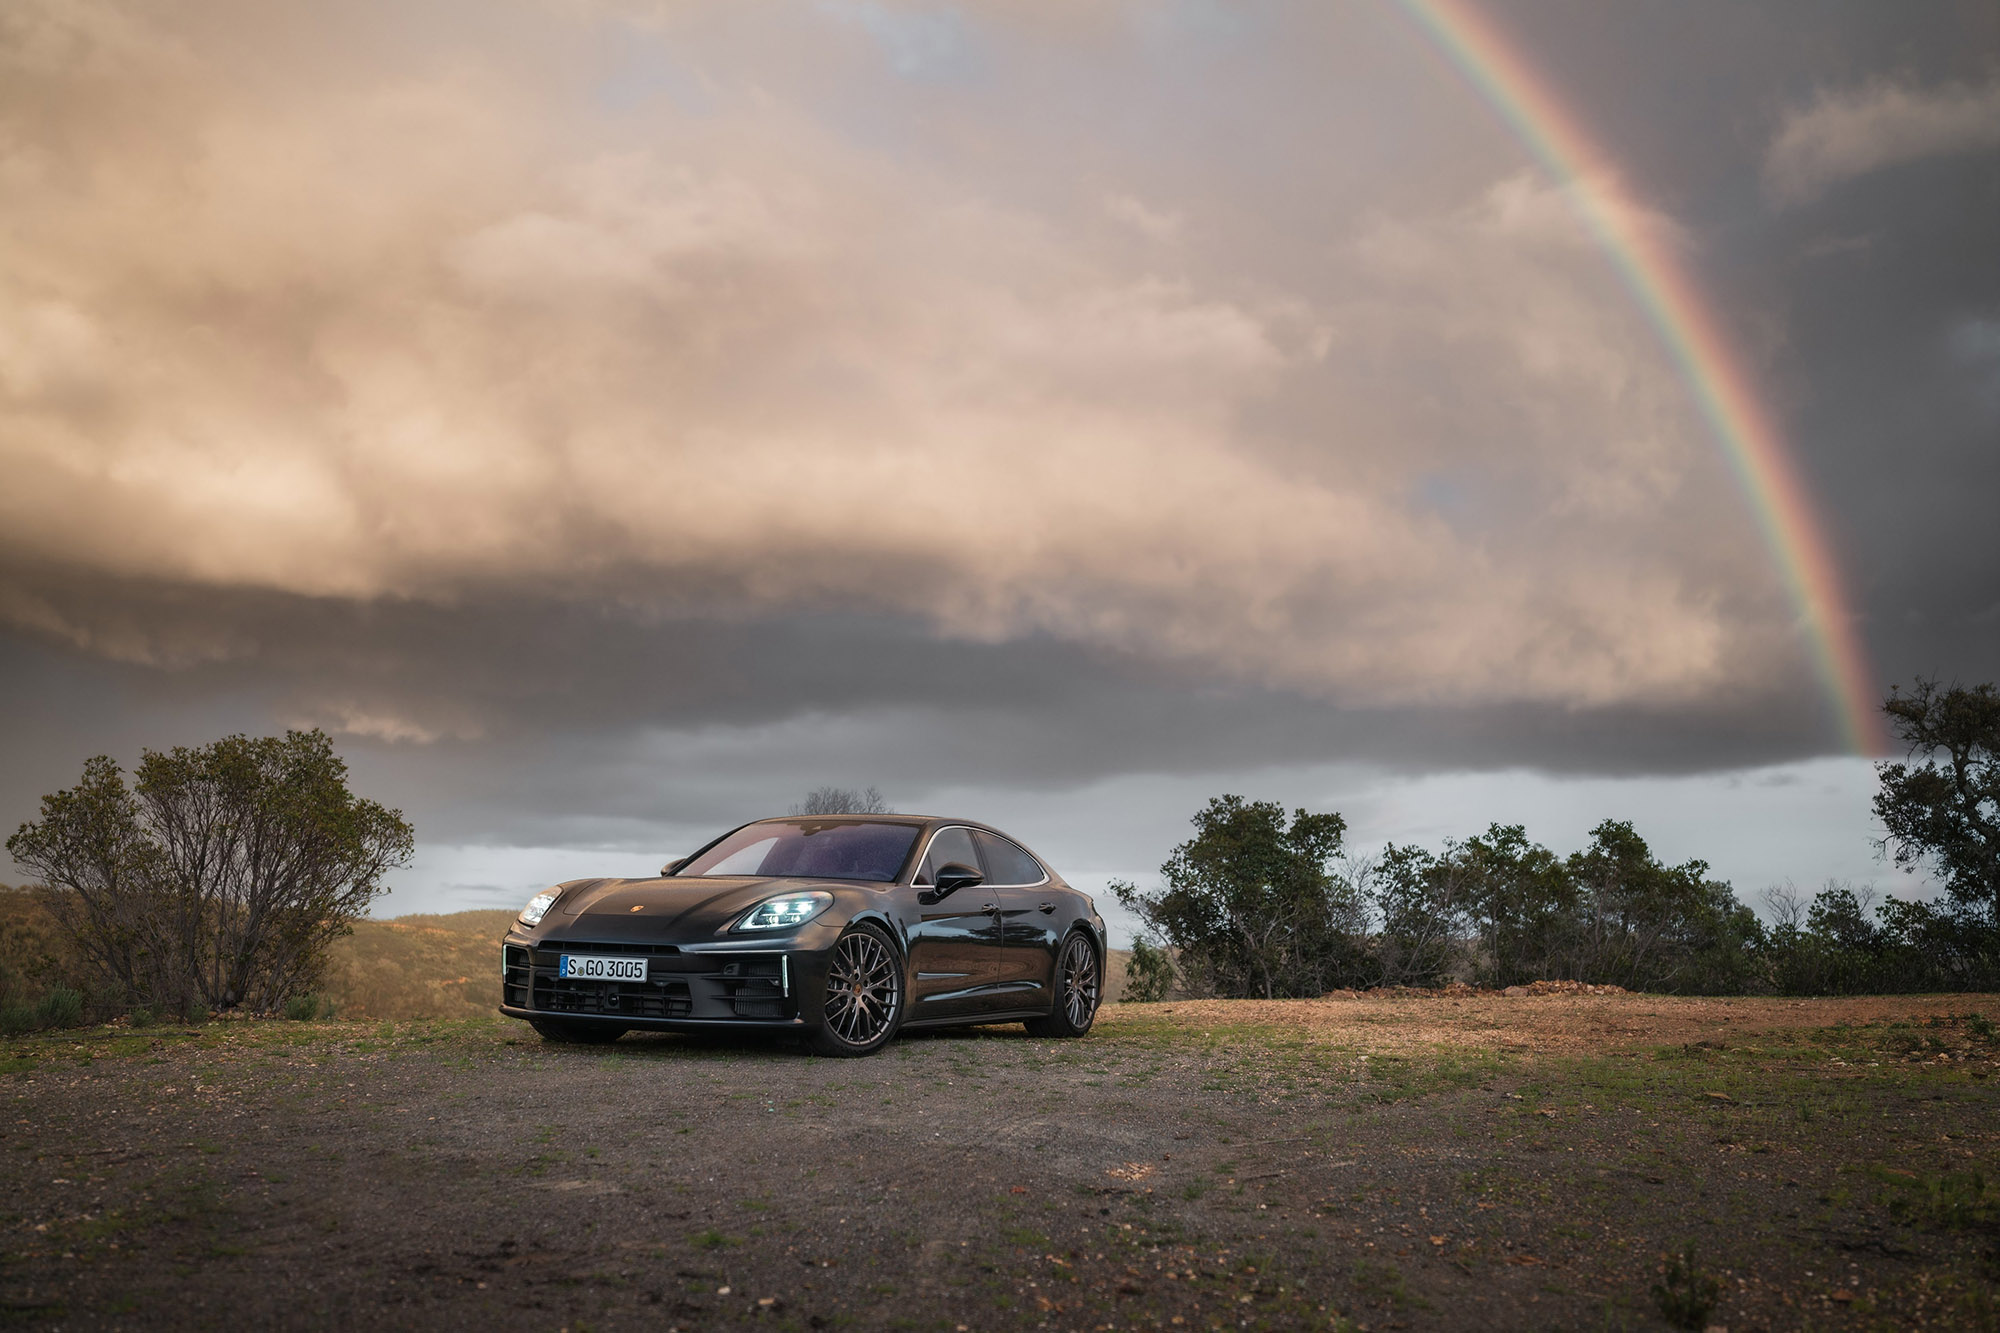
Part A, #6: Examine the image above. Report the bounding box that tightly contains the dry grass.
[321,910,516,1020]
[1104,990,2000,1054]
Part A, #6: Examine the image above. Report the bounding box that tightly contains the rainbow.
[1392,0,1886,753]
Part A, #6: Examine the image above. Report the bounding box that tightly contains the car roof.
[744,813,993,830]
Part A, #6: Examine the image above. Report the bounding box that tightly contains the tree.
[1566,820,1753,992]
[1112,795,1364,999]
[7,731,413,1015]
[1874,677,2000,922]
[1370,843,1472,987]
[1450,824,1577,987]
[790,786,892,816]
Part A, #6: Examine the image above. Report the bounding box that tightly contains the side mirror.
[660,857,687,877]
[921,862,984,904]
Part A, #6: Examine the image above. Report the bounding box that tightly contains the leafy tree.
[7,731,412,1015]
[1874,677,2000,921]
[1372,821,1762,993]
[1370,843,1472,987]
[1450,824,1577,987]
[1566,820,1757,992]
[791,786,892,816]
[1113,795,1364,999]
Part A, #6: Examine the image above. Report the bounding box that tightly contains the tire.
[529,1018,627,1044]
[807,922,905,1057]
[1025,931,1101,1038]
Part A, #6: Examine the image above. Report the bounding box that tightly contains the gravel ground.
[3,993,1998,1331]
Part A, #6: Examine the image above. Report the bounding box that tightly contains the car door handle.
[980,902,998,914]
[1038,901,1056,913]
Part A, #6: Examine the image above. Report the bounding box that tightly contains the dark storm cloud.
[0,565,1833,857]
[1471,1,2000,696]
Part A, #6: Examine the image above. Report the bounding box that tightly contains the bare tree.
[790,786,892,816]
[8,731,413,1015]
[1762,882,1808,932]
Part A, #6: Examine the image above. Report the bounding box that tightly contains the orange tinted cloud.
[0,0,1786,708]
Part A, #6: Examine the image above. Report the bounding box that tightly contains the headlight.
[519,887,563,927]
[736,891,833,931]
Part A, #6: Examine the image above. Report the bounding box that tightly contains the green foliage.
[1650,1244,1720,1330]
[1371,842,1470,986]
[1121,934,1175,1002]
[1374,821,1759,993]
[1761,882,2000,994]
[7,730,414,1015]
[282,992,326,1021]
[0,985,86,1035]
[1875,677,2000,918]
[1114,796,1366,998]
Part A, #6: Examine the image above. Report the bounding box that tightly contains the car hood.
[532,875,861,942]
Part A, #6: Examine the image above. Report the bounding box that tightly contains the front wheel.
[806,923,905,1057]
[1025,932,1100,1038]
[529,1017,626,1044]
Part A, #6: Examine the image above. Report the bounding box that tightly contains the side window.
[973,831,1046,886]
[917,826,980,885]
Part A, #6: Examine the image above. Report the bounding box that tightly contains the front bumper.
[499,931,836,1028]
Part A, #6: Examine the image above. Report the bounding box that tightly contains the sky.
[2,0,1996,942]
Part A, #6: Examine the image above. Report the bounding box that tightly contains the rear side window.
[974,831,1046,886]
[917,826,980,886]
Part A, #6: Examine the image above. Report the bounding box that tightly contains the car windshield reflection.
[677,819,919,883]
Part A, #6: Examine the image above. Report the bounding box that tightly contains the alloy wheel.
[1060,934,1099,1029]
[823,927,901,1047]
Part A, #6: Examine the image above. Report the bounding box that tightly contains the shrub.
[1650,1244,1720,1330]
[35,987,83,1030]
[282,993,325,1021]
[1114,796,1367,999]
[0,985,87,1035]
[1122,936,1175,1002]
[6,731,413,1014]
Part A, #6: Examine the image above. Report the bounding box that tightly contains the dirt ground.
[3,992,1997,1331]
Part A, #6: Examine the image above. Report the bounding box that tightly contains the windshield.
[676,820,921,883]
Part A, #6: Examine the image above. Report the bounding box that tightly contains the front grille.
[522,946,791,1021]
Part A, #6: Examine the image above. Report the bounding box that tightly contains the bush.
[1123,936,1175,1002]
[1114,796,1367,999]
[1651,1244,1720,1329]
[6,730,413,1014]
[282,993,326,1021]
[0,986,86,1035]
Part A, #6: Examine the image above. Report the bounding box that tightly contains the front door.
[904,826,1007,1020]
[979,830,1059,1006]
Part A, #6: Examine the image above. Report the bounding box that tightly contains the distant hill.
[327,913,1135,1017]
[1,890,1130,1019]
[324,910,517,1020]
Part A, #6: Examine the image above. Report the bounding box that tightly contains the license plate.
[559,954,647,983]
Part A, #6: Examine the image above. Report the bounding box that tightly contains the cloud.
[0,0,1803,721]
[1765,78,2000,205]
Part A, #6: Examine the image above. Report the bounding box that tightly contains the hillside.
[323,910,518,1020]
[0,891,1129,1019]
[326,911,1132,1018]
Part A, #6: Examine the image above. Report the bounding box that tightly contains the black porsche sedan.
[499,815,1106,1056]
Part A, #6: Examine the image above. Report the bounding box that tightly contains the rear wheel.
[1025,932,1100,1038]
[807,923,904,1057]
[529,1018,626,1044]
